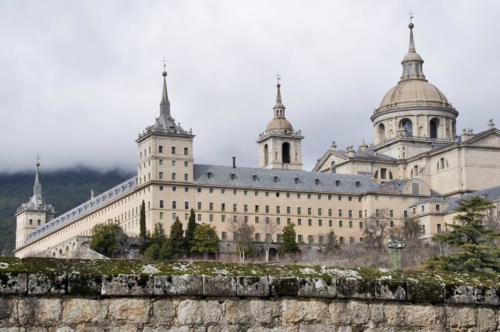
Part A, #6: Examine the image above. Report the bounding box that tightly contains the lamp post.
[387,238,406,270]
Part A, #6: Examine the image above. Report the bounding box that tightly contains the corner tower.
[15,161,55,249]
[136,70,195,187]
[257,80,304,170]
[371,21,459,159]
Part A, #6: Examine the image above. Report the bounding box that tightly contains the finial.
[276,73,281,88]
[161,57,168,76]
[35,153,41,167]
[488,119,495,129]
[407,12,415,52]
[408,10,414,27]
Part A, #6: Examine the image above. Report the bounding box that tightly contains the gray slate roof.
[193,164,379,194]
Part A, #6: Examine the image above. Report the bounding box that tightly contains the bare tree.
[363,208,390,249]
[226,215,255,262]
[258,217,281,262]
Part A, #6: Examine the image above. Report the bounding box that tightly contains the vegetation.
[279,223,299,254]
[170,217,185,258]
[258,217,281,262]
[90,220,128,257]
[184,208,197,254]
[324,230,340,254]
[139,200,147,251]
[0,167,134,255]
[363,208,390,249]
[427,197,500,272]
[190,223,219,258]
[226,215,255,262]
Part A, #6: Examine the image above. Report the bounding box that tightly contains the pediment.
[465,130,500,148]
[312,150,348,172]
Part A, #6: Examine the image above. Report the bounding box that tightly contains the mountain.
[0,167,135,256]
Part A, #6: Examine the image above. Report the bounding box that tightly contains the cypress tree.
[170,217,185,258]
[185,208,197,253]
[139,200,147,252]
[279,223,299,254]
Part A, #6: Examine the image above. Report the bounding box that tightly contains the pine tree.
[170,217,185,258]
[427,197,500,272]
[185,208,197,254]
[279,223,299,254]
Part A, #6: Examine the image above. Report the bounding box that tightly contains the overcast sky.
[1,0,499,173]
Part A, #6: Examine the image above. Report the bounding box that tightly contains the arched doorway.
[264,144,269,165]
[430,118,439,138]
[282,142,290,163]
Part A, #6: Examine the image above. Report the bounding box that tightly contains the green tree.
[191,223,219,258]
[185,208,198,254]
[325,230,340,254]
[170,217,185,258]
[90,220,128,257]
[144,223,166,260]
[139,200,147,251]
[427,197,500,272]
[279,223,299,254]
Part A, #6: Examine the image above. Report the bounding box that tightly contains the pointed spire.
[408,22,416,52]
[273,74,286,119]
[159,71,171,116]
[399,21,426,82]
[31,158,43,207]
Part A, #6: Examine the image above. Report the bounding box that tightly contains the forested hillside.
[0,167,135,256]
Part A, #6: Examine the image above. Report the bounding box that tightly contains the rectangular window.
[184,201,189,209]
[255,191,258,196]
[209,188,213,193]
[297,207,301,215]
[297,193,301,198]
[318,194,321,200]
[308,235,314,244]
[185,213,189,220]
[221,203,225,212]
[184,174,188,181]
[210,214,213,222]
[404,210,408,218]
[437,224,442,233]
[233,215,237,222]
[436,204,440,211]
[221,215,226,222]
[339,220,343,227]
[390,210,394,217]
[376,209,380,217]
[286,193,290,198]
[265,205,269,213]
[381,168,387,179]
[255,233,261,242]
[244,190,247,196]
[159,186,164,191]
[159,146,163,153]
[172,173,176,180]
[319,236,324,244]
[160,200,164,208]
[184,187,189,192]
[287,207,291,214]
[160,212,164,220]
[349,220,353,228]
[318,208,322,216]
[390,220,394,227]
[412,183,420,195]
[359,210,363,218]
[329,220,332,227]
[221,189,225,194]
[276,206,280,214]
[198,202,202,210]
[233,189,237,195]
[276,192,280,197]
[172,160,176,166]
[308,208,312,216]
[422,206,425,212]
[244,216,248,223]
[171,147,176,154]
[184,161,188,167]
[298,235,303,243]
[339,209,342,217]
[265,191,269,197]
[244,204,248,212]
[255,216,259,223]
[221,231,226,240]
[172,212,176,220]
[184,147,188,155]
[308,219,312,226]
[255,205,259,213]
[171,201,176,209]
[197,214,201,221]
[348,196,352,201]
[287,218,291,225]
[338,195,342,201]
[328,209,332,217]
[359,221,363,229]
[159,172,163,179]
[318,219,322,227]
[209,203,214,211]
[307,193,311,199]
[277,234,282,242]
[348,210,352,218]
[298,218,302,226]
[266,217,270,224]
[233,204,237,212]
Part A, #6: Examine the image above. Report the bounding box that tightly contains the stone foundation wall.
[1,258,500,331]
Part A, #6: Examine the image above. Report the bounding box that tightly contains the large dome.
[266,118,293,131]
[378,79,449,111]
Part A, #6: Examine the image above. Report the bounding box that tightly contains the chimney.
[232,156,236,168]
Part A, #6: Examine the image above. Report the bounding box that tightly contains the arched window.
[378,123,386,142]
[264,144,269,165]
[430,118,439,138]
[401,119,413,137]
[282,142,291,164]
[331,161,336,173]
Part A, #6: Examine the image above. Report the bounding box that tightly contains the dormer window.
[355,181,360,187]
[231,174,235,180]
[273,176,278,183]
[315,179,319,185]
[252,175,257,181]
[335,180,340,186]
[207,172,212,179]
[294,177,299,184]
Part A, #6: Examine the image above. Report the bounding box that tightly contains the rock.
[28,272,67,295]
[150,298,178,325]
[177,299,222,325]
[107,298,151,324]
[297,277,337,299]
[281,299,328,326]
[203,275,237,296]
[0,273,27,295]
[224,299,279,326]
[269,277,299,297]
[154,274,203,296]
[329,301,370,325]
[237,276,269,297]
[18,298,62,326]
[62,298,105,325]
[102,274,153,296]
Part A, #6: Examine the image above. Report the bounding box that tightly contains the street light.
[387,238,406,270]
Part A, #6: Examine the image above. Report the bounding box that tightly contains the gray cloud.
[1,0,499,173]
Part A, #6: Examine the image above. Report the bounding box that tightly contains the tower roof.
[266,82,293,131]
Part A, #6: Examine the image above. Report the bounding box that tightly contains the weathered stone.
[67,272,101,296]
[477,307,496,332]
[0,298,17,327]
[385,303,444,328]
[270,277,299,297]
[18,298,62,326]
[374,279,406,301]
[444,284,475,304]
[177,299,222,325]
[336,277,374,300]
[28,272,67,295]
[0,273,27,295]
[299,324,336,332]
[282,299,328,326]
[369,303,385,325]
[237,276,269,297]
[475,286,500,305]
[107,298,150,324]
[203,275,237,296]
[62,298,105,325]
[225,299,279,326]
[102,274,153,296]
[143,328,189,332]
[154,274,203,296]
[329,301,370,325]
[446,306,476,328]
[150,298,177,325]
[406,279,443,303]
[297,277,337,299]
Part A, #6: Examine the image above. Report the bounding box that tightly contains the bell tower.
[256,78,304,170]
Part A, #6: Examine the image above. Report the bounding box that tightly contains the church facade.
[14,22,500,258]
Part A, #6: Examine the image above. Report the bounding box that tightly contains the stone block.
[237,276,269,297]
[0,298,18,327]
[154,274,203,296]
[269,277,299,297]
[281,299,328,326]
[67,272,101,296]
[374,279,406,301]
[477,308,496,332]
[444,284,475,304]
[107,298,151,324]
[28,272,67,295]
[62,298,106,325]
[445,306,476,328]
[177,299,222,325]
[150,298,177,325]
[102,274,153,296]
[475,286,500,305]
[203,275,237,296]
[329,301,370,326]
[297,277,337,299]
[18,298,62,326]
[0,273,27,295]
[336,277,374,299]
[224,299,280,326]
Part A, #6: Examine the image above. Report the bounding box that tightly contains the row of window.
[140,146,189,158]
[139,160,190,171]
[158,172,189,181]
[219,231,360,245]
